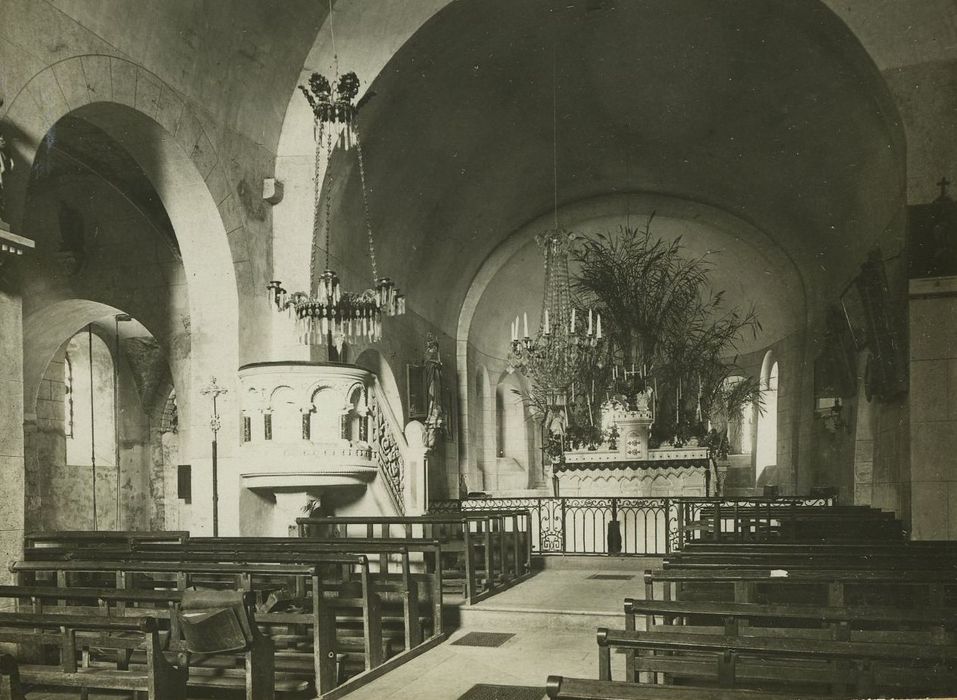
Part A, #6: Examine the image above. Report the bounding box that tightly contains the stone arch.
[6,68,245,533]
[1,56,248,273]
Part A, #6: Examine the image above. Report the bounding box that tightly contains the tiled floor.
[347,567,642,699]
[344,627,599,700]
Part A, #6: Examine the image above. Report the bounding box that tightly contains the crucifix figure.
[937,176,951,201]
[201,377,228,536]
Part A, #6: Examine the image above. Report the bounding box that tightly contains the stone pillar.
[0,242,27,586]
[908,275,957,539]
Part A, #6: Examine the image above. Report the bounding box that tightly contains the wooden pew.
[11,558,358,695]
[596,627,957,696]
[0,585,288,698]
[644,567,957,607]
[664,549,957,571]
[683,503,904,544]
[76,536,447,647]
[624,599,956,644]
[545,675,827,700]
[23,530,189,550]
[0,613,186,699]
[681,541,957,554]
[296,512,534,604]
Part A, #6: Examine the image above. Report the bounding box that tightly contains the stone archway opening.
[18,100,241,535]
[24,302,174,533]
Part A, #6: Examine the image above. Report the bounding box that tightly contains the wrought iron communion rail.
[429,496,835,556]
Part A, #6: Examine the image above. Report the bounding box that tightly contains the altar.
[549,393,714,498]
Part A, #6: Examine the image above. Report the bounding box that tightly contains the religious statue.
[545,405,567,438]
[0,130,13,225]
[634,386,654,415]
[423,333,444,449]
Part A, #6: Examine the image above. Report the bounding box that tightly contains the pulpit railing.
[368,377,408,514]
[429,496,835,555]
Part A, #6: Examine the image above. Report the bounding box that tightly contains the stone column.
[0,230,30,586]
[909,275,957,539]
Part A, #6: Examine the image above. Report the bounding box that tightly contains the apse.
[322,0,905,335]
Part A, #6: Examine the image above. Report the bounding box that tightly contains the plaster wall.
[25,328,152,533]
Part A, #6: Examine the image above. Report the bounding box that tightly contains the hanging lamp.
[268,2,404,354]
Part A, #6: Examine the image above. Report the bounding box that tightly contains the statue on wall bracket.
[0,127,14,229]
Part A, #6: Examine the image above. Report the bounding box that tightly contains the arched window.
[475,367,495,474]
[65,330,116,468]
[496,372,532,470]
[755,355,779,484]
[721,376,755,456]
[269,386,301,442]
[63,353,75,439]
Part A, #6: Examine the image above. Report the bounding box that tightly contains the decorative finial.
[200,377,228,434]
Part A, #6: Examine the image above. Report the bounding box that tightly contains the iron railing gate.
[429,497,834,555]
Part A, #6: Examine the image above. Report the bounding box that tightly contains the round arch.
[5,68,245,533]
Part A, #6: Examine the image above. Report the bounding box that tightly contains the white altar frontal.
[551,399,713,497]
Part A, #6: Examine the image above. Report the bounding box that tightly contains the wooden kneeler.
[178,589,275,700]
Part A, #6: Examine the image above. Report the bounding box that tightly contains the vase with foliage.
[557,216,763,450]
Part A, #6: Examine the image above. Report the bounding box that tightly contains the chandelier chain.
[324,120,334,271]
[310,119,325,287]
[354,129,379,284]
[552,42,559,230]
[328,0,340,82]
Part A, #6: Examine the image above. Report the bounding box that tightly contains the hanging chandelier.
[505,46,599,406]
[507,229,601,405]
[267,23,404,353]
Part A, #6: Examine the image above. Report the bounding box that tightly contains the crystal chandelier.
[507,229,601,405]
[268,36,404,353]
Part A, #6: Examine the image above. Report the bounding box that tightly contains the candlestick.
[587,309,593,335]
[523,312,529,338]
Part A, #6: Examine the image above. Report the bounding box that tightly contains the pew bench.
[597,627,957,696]
[644,567,957,607]
[81,537,446,646]
[545,675,828,700]
[0,585,299,698]
[0,613,186,700]
[11,558,360,695]
[664,550,957,571]
[624,598,957,644]
[296,513,534,604]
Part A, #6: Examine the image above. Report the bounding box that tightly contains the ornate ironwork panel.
[369,389,405,514]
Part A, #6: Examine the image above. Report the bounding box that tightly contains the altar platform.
[554,446,714,497]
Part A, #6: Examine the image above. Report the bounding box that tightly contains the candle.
[570,308,576,333]
[511,319,516,341]
[544,308,550,335]
[587,309,593,336]
[523,312,529,338]
[596,314,602,339]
